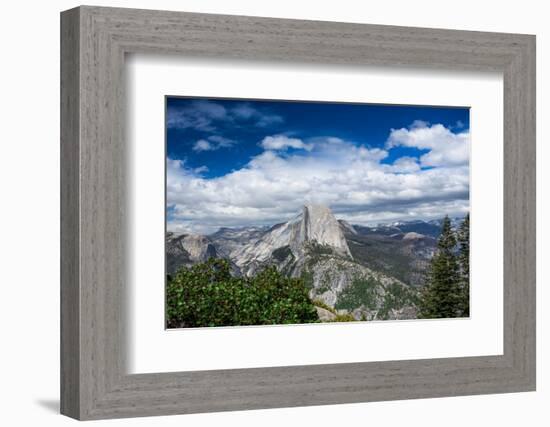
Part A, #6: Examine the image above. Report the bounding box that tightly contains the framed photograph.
[61,6,536,420]
[164,97,471,328]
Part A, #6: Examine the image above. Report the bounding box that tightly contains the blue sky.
[166,97,470,234]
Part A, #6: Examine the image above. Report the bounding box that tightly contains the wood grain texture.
[60,7,80,419]
[60,5,536,420]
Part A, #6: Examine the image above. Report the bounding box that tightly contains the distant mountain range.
[166,205,465,321]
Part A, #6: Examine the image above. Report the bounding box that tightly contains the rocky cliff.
[230,204,352,276]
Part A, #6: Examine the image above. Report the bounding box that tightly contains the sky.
[166,97,470,234]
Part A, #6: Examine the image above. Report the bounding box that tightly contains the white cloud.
[410,119,430,129]
[207,135,235,147]
[167,100,227,132]
[193,165,209,174]
[231,104,256,119]
[192,139,213,152]
[386,122,470,167]
[386,156,421,173]
[192,135,236,152]
[167,100,283,132]
[231,103,284,127]
[167,128,469,234]
[260,135,313,151]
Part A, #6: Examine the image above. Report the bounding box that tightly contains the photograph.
[165,97,471,328]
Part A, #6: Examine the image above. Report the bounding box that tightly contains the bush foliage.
[334,277,380,311]
[166,258,319,328]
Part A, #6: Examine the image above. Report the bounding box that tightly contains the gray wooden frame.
[61,5,536,420]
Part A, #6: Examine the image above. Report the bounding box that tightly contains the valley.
[166,205,460,322]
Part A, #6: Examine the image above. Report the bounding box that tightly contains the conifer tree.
[457,214,470,316]
[419,216,461,318]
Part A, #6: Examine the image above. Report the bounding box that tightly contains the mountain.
[352,219,443,239]
[167,205,425,321]
[209,226,268,260]
[166,232,217,274]
[344,227,436,287]
[341,217,470,286]
[338,219,358,235]
[229,204,351,276]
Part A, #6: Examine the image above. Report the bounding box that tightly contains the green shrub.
[312,298,337,314]
[300,270,314,290]
[166,258,319,328]
[334,277,380,311]
[378,281,419,319]
[305,242,336,256]
[331,313,356,322]
[272,245,293,262]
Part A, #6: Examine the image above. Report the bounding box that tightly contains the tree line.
[419,214,470,318]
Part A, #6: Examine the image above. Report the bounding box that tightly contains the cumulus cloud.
[410,119,430,129]
[167,127,469,234]
[386,122,470,167]
[260,135,313,151]
[167,100,283,132]
[386,156,421,173]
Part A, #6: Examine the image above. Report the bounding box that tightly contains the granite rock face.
[166,232,217,274]
[230,204,352,276]
[315,306,337,322]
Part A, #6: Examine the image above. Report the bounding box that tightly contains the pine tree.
[419,216,461,318]
[457,214,470,316]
